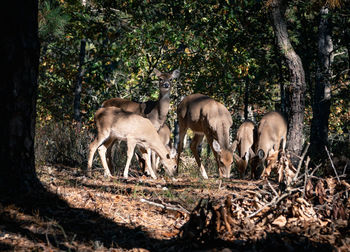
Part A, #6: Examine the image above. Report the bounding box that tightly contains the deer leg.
[87,134,108,176]
[135,151,146,173]
[106,139,117,175]
[98,144,112,177]
[191,134,208,179]
[151,150,157,171]
[138,146,155,178]
[176,127,187,173]
[155,154,160,172]
[123,140,136,179]
[281,136,287,153]
[144,148,157,179]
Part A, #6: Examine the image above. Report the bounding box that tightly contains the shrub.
[35,121,94,168]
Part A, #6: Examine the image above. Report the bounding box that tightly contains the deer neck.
[149,139,168,161]
[215,123,231,150]
[157,92,171,122]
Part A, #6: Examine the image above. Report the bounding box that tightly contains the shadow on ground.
[0,175,335,251]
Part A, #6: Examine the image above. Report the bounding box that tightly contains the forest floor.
[0,158,349,251]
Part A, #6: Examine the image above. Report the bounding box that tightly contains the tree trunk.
[270,0,306,161]
[73,39,86,131]
[244,77,249,121]
[310,6,333,159]
[0,0,41,192]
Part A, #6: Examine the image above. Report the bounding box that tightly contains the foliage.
[36,0,349,166]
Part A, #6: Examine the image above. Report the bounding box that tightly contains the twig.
[302,161,309,198]
[267,180,278,197]
[248,192,290,218]
[294,143,310,182]
[343,164,348,175]
[325,146,340,183]
[218,179,223,190]
[140,198,190,214]
[114,211,129,223]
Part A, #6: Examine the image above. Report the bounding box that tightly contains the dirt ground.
[0,161,349,251]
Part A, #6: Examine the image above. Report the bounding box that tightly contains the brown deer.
[233,120,256,178]
[87,107,177,179]
[177,94,234,179]
[251,111,287,179]
[102,68,180,175]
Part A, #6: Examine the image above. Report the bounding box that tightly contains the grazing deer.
[177,94,234,179]
[87,107,177,179]
[152,123,173,171]
[251,111,287,179]
[102,68,180,174]
[233,120,257,178]
[137,123,173,175]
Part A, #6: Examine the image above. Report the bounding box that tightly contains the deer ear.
[249,148,255,157]
[231,140,238,153]
[153,68,162,77]
[258,149,265,159]
[244,151,250,161]
[233,152,241,163]
[169,148,177,158]
[212,140,221,153]
[171,69,180,79]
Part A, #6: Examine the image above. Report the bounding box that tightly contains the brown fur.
[87,107,177,179]
[177,94,233,179]
[251,111,287,179]
[102,69,179,174]
[233,120,256,177]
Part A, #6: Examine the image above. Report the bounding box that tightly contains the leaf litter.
[0,156,349,251]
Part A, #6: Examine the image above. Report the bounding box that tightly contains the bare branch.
[140,198,190,214]
[294,143,310,182]
[325,146,340,183]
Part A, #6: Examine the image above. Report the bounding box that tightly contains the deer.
[87,107,177,179]
[177,93,234,179]
[102,68,180,175]
[232,120,257,178]
[251,111,287,179]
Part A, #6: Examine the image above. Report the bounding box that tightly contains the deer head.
[153,68,180,97]
[212,139,234,178]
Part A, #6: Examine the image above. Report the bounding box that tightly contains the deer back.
[178,94,232,142]
[102,98,143,114]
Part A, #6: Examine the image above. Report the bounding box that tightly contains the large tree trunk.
[310,6,334,159]
[270,0,306,161]
[0,0,41,191]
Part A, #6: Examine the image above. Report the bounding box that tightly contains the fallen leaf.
[272,215,287,228]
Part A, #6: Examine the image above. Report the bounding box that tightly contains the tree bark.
[310,6,333,159]
[0,0,41,192]
[244,77,249,121]
[270,0,306,161]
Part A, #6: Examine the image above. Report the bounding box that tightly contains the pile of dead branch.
[179,151,350,250]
